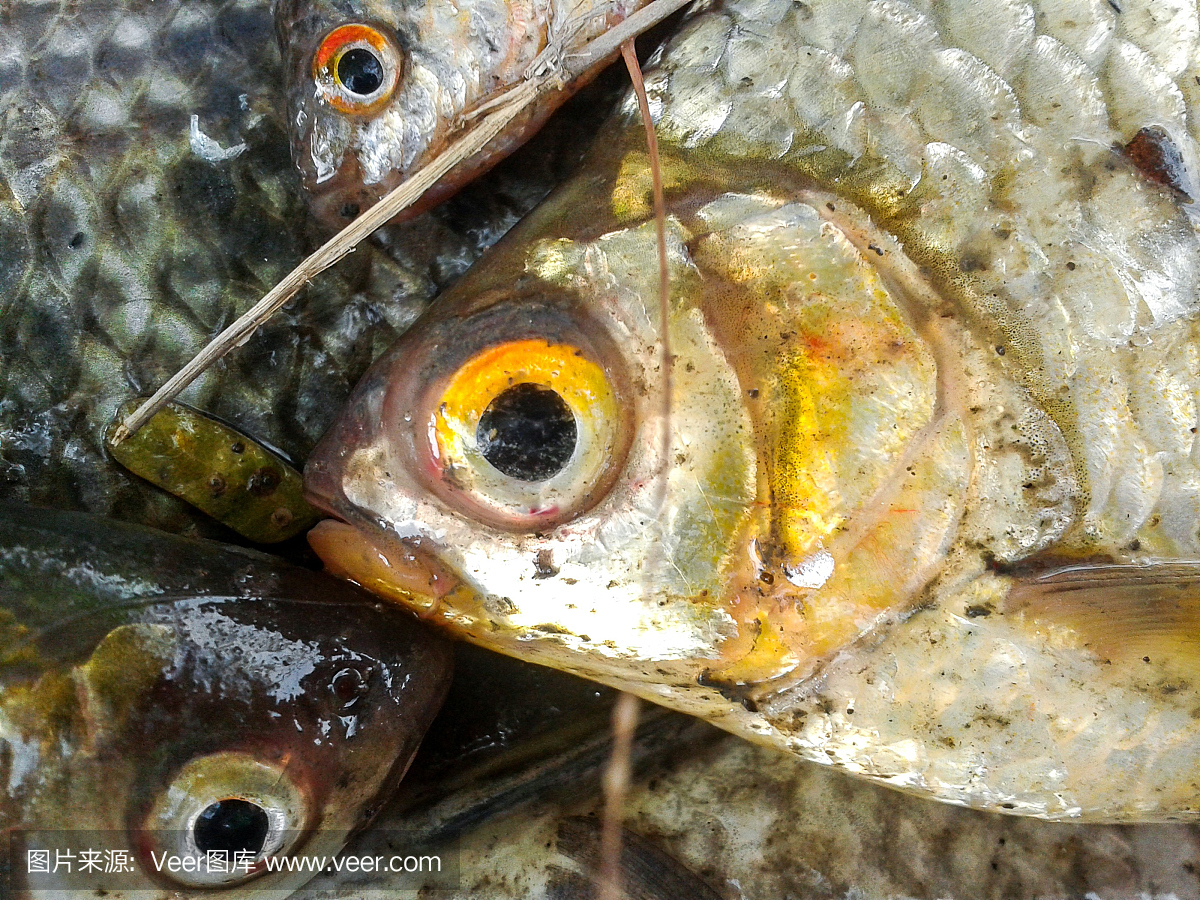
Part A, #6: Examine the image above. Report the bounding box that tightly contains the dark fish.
[0,505,452,896]
[364,731,1200,899]
[549,816,725,900]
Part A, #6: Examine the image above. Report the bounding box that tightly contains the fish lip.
[304,485,453,583]
[305,157,392,228]
[305,507,463,606]
[302,155,488,230]
[303,450,355,524]
[304,457,462,603]
[294,141,449,230]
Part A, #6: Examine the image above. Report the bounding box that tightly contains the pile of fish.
[0,0,628,891]
[0,0,601,535]
[5,0,1200,894]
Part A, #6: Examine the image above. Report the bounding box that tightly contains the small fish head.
[2,517,452,896]
[277,0,405,226]
[276,0,553,229]
[124,592,448,892]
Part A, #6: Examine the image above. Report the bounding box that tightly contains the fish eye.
[140,752,308,887]
[193,799,270,855]
[423,339,626,529]
[312,24,402,114]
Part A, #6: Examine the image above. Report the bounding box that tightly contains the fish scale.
[308,0,1200,819]
[0,0,597,535]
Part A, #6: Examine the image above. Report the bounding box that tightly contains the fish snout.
[308,518,461,613]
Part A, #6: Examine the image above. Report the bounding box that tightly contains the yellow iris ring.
[433,340,619,520]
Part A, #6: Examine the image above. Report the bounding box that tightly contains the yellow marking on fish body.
[613,149,697,221]
[76,624,177,742]
[774,346,847,559]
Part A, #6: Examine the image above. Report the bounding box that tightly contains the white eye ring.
[141,752,308,887]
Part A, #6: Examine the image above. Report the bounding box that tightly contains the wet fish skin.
[550,816,726,900]
[0,504,452,897]
[308,0,1200,820]
[276,0,650,229]
[0,0,577,537]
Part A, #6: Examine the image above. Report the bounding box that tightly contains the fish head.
[276,0,648,228]
[1,513,452,896]
[277,0,409,226]
[306,140,953,718]
[275,0,548,228]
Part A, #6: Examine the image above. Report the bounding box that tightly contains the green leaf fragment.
[105,400,321,543]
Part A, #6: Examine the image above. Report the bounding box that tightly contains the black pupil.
[193,799,270,855]
[338,48,384,95]
[477,383,577,482]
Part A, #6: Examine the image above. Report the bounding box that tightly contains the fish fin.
[1002,560,1200,675]
[106,399,320,543]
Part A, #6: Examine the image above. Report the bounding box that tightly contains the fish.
[374,652,695,845]
[0,504,452,897]
[348,732,1200,899]
[307,0,1200,821]
[276,0,652,228]
[546,816,726,900]
[0,0,605,538]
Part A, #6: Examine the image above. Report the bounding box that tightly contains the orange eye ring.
[312,24,402,115]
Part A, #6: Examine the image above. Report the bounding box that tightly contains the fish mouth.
[300,151,391,230]
[304,466,458,611]
[307,169,467,231]
[307,517,460,614]
[300,89,579,230]
[301,388,462,612]
[290,107,451,231]
[303,150,498,231]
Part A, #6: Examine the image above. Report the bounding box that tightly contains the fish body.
[0,505,452,897]
[309,0,1200,820]
[0,0,586,537]
[276,0,650,228]
[337,733,1200,899]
